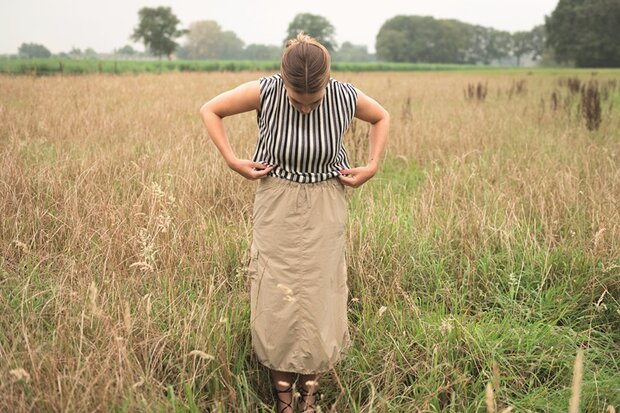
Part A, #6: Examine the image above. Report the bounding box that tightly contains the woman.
[200,33,389,412]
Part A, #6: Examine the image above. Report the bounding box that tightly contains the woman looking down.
[200,33,389,412]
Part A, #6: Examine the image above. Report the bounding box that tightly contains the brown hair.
[280,32,331,94]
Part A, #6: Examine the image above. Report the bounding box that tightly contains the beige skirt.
[248,176,350,374]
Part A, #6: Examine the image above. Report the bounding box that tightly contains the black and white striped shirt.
[253,74,358,183]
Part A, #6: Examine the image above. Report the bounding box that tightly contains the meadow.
[0,58,481,76]
[0,69,619,412]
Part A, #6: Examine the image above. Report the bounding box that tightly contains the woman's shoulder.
[258,74,283,108]
[259,73,283,88]
[327,77,358,99]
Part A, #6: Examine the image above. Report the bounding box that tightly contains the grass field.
[0,58,488,76]
[1,70,619,412]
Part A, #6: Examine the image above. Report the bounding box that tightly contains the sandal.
[272,382,294,413]
[299,383,321,412]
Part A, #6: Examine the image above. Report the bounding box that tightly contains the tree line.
[399,0,620,68]
[13,0,620,67]
[376,16,545,65]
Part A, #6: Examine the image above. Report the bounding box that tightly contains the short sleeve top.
[252,74,358,183]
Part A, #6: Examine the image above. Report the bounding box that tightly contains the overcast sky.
[0,0,559,55]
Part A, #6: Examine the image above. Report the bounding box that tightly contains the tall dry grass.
[1,71,619,412]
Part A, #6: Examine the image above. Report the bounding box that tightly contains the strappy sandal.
[299,384,321,412]
[272,382,294,413]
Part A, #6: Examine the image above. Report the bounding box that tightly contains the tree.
[218,31,245,59]
[511,26,546,66]
[375,27,410,62]
[545,0,620,67]
[285,13,337,53]
[529,25,546,62]
[333,42,373,62]
[184,20,244,59]
[376,16,431,62]
[466,26,512,65]
[438,19,477,64]
[83,48,98,58]
[69,47,83,57]
[244,44,282,60]
[131,7,186,60]
[376,16,482,63]
[18,43,51,58]
[465,25,490,64]
[512,31,532,66]
[116,45,137,56]
[484,29,513,64]
[175,46,190,59]
[185,20,220,59]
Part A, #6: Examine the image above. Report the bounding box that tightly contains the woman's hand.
[229,159,274,180]
[338,164,377,188]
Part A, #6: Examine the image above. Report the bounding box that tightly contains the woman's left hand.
[338,165,377,188]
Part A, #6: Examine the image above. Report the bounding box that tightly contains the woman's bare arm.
[338,89,390,188]
[199,81,274,180]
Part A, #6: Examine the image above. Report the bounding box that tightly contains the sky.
[0,0,559,55]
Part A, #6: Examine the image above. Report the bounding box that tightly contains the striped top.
[252,74,358,183]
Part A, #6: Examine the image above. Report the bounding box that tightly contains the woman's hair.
[280,32,331,94]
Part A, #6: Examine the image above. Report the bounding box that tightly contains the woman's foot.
[299,379,320,413]
[271,370,295,413]
[273,380,294,413]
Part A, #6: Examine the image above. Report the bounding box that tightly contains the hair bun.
[286,32,313,48]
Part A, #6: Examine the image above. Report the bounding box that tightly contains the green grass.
[3,58,620,76]
[0,58,281,75]
[0,58,551,76]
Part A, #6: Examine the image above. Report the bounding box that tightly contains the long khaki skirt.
[248,176,350,374]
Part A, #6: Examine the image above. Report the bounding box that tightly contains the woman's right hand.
[228,159,274,180]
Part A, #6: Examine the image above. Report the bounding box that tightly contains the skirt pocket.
[247,243,260,281]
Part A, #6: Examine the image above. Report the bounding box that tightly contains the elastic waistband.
[257,176,343,191]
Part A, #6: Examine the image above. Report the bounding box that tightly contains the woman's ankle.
[299,379,319,412]
[270,370,295,413]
